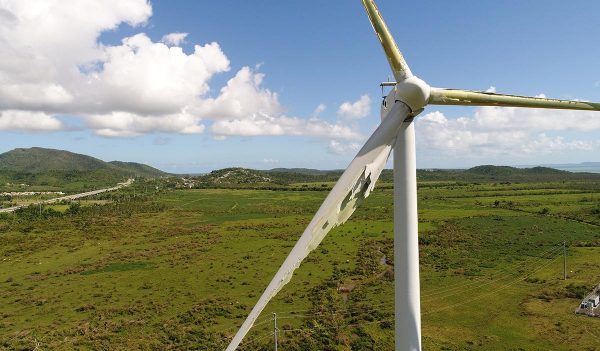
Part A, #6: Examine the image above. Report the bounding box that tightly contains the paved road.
[0,179,134,213]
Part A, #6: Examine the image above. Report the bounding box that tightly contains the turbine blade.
[362,0,412,82]
[226,102,411,350]
[429,88,600,111]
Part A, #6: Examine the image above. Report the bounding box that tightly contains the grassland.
[1,178,599,350]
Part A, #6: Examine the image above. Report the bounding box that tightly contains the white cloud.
[263,158,279,164]
[337,95,371,120]
[485,86,496,93]
[328,140,361,155]
[0,110,65,132]
[161,32,188,46]
[84,111,205,137]
[311,104,326,118]
[199,67,361,140]
[194,66,281,120]
[0,0,359,145]
[522,133,597,153]
[211,112,360,140]
[415,106,600,162]
[470,105,600,132]
[0,0,152,112]
[82,33,230,116]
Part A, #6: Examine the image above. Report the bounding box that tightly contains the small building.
[581,301,589,309]
[588,295,600,308]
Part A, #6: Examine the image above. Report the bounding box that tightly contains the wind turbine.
[226,1,600,350]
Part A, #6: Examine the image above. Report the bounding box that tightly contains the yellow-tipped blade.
[362,0,412,82]
[429,88,600,111]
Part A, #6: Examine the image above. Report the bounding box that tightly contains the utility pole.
[273,312,278,351]
[563,241,567,280]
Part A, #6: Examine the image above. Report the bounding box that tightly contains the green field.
[1,179,600,350]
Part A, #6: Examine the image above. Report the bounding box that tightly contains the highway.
[0,179,134,213]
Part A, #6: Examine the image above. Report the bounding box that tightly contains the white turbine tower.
[226,1,600,350]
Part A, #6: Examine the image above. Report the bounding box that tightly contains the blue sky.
[0,0,599,173]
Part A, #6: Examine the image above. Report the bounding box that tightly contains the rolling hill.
[190,165,600,189]
[192,168,343,187]
[0,147,166,191]
[414,165,599,182]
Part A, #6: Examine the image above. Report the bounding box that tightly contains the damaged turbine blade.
[225,101,411,351]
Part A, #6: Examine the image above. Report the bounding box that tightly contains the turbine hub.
[395,76,430,116]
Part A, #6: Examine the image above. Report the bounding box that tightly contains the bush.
[565,283,588,299]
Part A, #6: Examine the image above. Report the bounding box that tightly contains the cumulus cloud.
[415,106,600,161]
[0,0,360,144]
[0,110,65,132]
[161,32,188,46]
[194,66,281,120]
[470,105,600,132]
[311,104,326,118]
[84,111,205,137]
[82,33,230,116]
[211,113,361,140]
[328,140,361,155]
[0,0,152,112]
[337,95,371,120]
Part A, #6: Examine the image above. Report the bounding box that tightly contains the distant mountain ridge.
[0,147,165,177]
[522,162,600,173]
[268,168,342,176]
[466,165,566,176]
[413,165,599,183]
[3,148,597,192]
[0,147,166,191]
[194,167,342,186]
[0,147,107,173]
[190,165,600,188]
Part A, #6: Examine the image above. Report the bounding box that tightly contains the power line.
[421,244,563,300]
[422,254,562,316]
[234,242,565,347]
[252,243,563,320]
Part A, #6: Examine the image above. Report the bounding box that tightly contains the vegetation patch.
[81,262,153,275]
[2,173,600,349]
